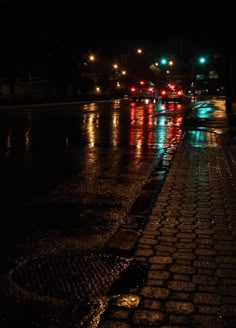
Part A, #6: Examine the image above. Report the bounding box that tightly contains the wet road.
[0,99,189,263]
[1,97,235,327]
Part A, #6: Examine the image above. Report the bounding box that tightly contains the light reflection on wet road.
[0,99,186,254]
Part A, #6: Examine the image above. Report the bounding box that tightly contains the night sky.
[0,1,234,56]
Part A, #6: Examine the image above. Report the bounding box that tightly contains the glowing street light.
[137,48,143,54]
[159,58,174,66]
[89,54,95,62]
[112,64,119,90]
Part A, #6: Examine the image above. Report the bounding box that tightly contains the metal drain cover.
[6,252,132,306]
[0,252,133,327]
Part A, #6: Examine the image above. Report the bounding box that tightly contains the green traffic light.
[160,58,167,65]
[198,56,206,64]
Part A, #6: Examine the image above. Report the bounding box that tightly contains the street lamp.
[159,58,174,66]
[89,54,96,62]
[112,64,119,91]
[155,57,174,81]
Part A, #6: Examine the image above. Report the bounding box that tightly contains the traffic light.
[160,58,168,65]
[198,56,207,64]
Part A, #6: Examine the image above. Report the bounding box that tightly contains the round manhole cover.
[4,252,132,306]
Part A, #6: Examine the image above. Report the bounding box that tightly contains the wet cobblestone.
[100,128,236,327]
[132,309,164,325]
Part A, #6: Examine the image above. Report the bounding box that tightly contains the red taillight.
[130,87,136,92]
[178,90,183,95]
[168,84,175,90]
[161,90,166,95]
[139,80,145,85]
[148,87,154,92]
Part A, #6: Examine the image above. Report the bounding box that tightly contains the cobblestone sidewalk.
[100,129,236,327]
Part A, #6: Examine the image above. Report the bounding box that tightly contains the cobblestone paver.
[100,130,236,327]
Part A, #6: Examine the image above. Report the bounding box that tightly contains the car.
[161,83,186,104]
[130,80,159,102]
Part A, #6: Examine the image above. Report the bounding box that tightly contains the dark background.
[0,0,235,101]
[0,1,233,53]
